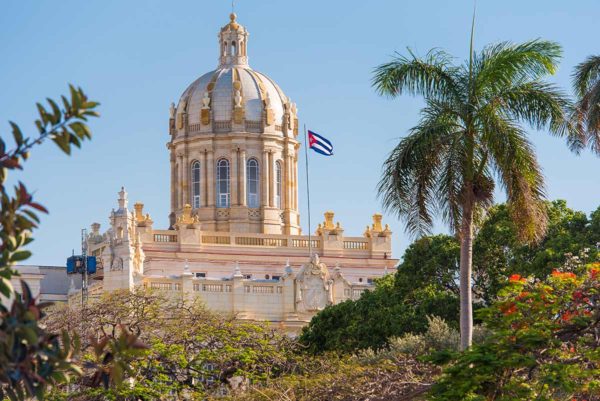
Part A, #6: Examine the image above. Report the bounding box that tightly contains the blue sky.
[1,0,599,265]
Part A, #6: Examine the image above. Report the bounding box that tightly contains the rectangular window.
[195,272,206,278]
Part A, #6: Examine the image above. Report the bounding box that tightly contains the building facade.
[83,14,397,329]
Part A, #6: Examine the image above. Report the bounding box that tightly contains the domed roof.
[172,14,296,135]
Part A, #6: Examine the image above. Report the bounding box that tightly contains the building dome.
[171,13,297,135]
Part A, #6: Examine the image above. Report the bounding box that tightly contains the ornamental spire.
[219,13,249,67]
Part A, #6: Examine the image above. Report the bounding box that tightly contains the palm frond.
[572,55,600,98]
[480,113,547,243]
[474,40,562,94]
[372,49,461,101]
[378,105,459,237]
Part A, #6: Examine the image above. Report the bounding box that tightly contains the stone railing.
[142,228,390,259]
[138,274,373,324]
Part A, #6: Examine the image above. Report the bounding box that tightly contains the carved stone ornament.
[111,257,124,271]
[295,254,333,311]
[176,204,200,227]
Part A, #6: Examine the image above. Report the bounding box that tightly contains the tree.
[0,86,99,399]
[430,263,600,401]
[373,33,578,349]
[473,200,595,304]
[572,55,600,153]
[45,288,302,400]
[300,235,462,353]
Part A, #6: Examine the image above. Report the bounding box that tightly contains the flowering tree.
[430,263,600,400]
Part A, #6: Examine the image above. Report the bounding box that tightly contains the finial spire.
[219,10,248,67]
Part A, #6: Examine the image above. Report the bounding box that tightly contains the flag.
[308,130,334,156]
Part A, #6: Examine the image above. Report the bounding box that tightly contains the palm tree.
[572,55,600,153]
[373,36,577,349]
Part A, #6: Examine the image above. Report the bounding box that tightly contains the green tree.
[572,55,600,153]
[300,235,461,353]
[473,200,594,304]
[0,86,98,400]
[373,34,577,349]
[429,264,600,401]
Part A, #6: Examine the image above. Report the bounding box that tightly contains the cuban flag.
[308,130,334,156]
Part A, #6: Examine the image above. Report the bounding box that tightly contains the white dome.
[172,14,295,135]
[176,66,288,126]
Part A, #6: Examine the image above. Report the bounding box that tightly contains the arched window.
[275,161,282,209]
[191,161,201,208]
[246,158,259,208]
[216,159,230,208]
[231,41,237,56]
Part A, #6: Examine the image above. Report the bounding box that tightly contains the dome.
[172,14,296,135]
[176,67,288,127]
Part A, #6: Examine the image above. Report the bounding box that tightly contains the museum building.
[81,14,397,329]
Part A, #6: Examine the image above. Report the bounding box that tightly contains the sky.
[1,0,599,266]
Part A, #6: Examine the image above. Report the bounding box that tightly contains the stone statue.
[234,88,242,108]
[202,92,211,109]
[169,102,176,118]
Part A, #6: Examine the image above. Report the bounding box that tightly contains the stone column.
[293,156,298,210]
[269,151,275,208]
[202,150,208,207]
[207,150,215,207]
[262,150,269,208]
[178,154,184,209]
[170,151,177,214]
[231,148,238,206]
[183,148,190,208]
[287,155,294,210]
[240,149,247,206]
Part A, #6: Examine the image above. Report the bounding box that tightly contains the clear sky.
[1,0,599,266]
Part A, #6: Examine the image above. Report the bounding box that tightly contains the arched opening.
[246,158,259,208]
[231,41,237,56]
[191,161,201,208]
[216,159,230,208]
[275,161,282,209]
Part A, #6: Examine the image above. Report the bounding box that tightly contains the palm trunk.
[459,198,474,351]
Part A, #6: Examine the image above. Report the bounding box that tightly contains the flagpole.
[303,124,312,258]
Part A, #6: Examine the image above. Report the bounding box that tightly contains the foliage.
[473,200,599,304]
[300,235,461,353]
[0,282,81,400]
[571,54,600,153]
[429,264,600,401]
[224,352,438,401]
[373,36,580,348]
[45,288,303,400]
[0,86,98,400]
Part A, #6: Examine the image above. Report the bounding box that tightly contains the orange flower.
[509,274,526,283]
[591,268,599,280]
[552,270,576,280]
[561,310,575,322]
[501,302,517,316]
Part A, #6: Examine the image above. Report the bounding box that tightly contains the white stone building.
[82,14,398,330]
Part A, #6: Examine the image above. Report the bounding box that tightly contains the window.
[191,161,201,208]
[231,41,237,55]
[246,158,259,208]
[264,274,270,280]
[367,278,374,284]
[272,275,281,281]
[275,161,282,209]
[216,159,230,208]
[243,274,252,280]
[195,272,206,278]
